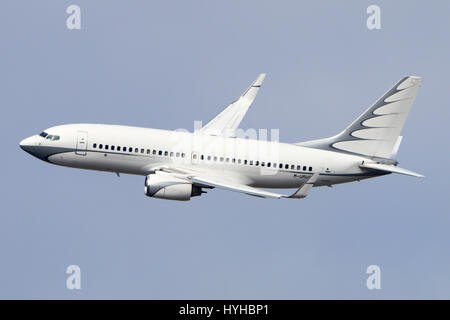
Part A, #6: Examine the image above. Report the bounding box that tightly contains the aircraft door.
[75,131,88,156]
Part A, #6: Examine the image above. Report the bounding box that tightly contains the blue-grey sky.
[1,0,449,299]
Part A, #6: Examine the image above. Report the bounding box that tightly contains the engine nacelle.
[144,174,202,201]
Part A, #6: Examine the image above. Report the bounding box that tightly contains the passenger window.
[140,149,144,153]
[207,155,211,160]
[226,158,229,162]
[303,166,306,171]
[238,159,241,164]
[134,148,138,153]
[147,149,150,154]
[117,146,121,151]
[285,164,289,169]
[255,161,259,166]
[129,147,133,152]
[110,146,114,151]
[279,163,283,169]
[267,162,271,167]
[244,160,247,164]
[213,156,217,161]
[232,158,235,163]
[297,165,300,170]
[99,144,103,149]
[164,151,168,156]
[181,153,185,158]
[153,150,157,155]
[193,154,197,160]
[176,152,180,157]
[105,145,109,150]
[261,162,265,167]
[309,167,312,171]
[158,150,162,155]
[200,155,204,160]
[170,152,174,157]
[291,165,294,169]
[93,143,97,148]
[249,160,253,165]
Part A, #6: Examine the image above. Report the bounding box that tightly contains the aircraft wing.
[155,166,283,198]
[148,166,318,199]
[188,175,284,199]
[198,74,266,137]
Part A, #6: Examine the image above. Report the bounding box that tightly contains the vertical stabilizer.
[297,76,422,159]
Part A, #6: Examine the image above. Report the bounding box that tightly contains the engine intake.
[144,173,202,201]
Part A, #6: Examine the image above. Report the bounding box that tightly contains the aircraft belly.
[247,172,308,189]
[48,151,148,175]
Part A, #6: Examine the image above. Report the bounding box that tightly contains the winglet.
[286,173,320,198]
[241,73,266,101]
[199,74,266,137]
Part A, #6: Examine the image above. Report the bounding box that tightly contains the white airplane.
[20,74,424,201]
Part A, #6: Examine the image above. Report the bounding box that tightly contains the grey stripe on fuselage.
[21,145,387,179]
[20,145,74,162]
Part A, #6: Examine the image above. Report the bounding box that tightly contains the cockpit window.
[44,134,60,141]
[39,132,48,138]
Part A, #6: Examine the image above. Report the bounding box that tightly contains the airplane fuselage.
[20,123,386,189]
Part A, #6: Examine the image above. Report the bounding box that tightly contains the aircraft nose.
[19,136,36,151]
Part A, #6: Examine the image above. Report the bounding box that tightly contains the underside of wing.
[189,175,284,199]
[148,166,319,199]
[198,74,266,137]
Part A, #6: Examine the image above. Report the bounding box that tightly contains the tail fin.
[297,76,423,159]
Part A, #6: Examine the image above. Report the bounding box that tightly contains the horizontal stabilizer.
[360,163,424,178]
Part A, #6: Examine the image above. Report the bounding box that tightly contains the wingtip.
[255,73,266,85]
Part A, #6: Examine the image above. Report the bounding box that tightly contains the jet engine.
[144,173,202,201]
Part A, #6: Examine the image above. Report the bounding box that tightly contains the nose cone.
[19,136,35,150]
[19,135,58,162]
[19,136,40,158]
